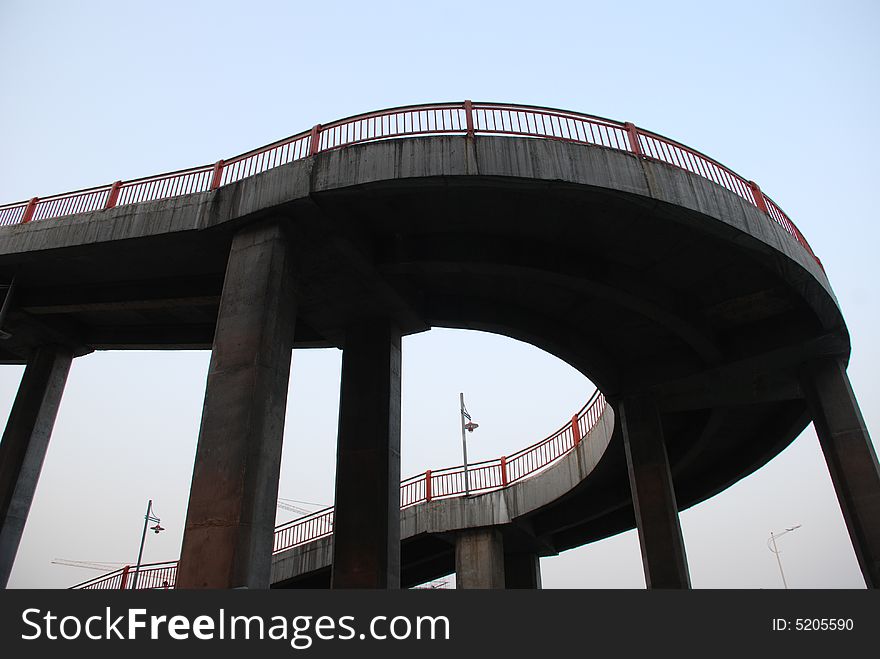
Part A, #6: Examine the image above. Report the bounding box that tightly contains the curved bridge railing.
[0,101,820,268]
[71,390,606,589]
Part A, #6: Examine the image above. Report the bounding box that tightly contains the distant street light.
[131,499,164,589]
[460,393,479,496]
[767,524,801,589]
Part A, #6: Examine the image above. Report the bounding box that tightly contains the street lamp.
[767,524,801,589]
[460,393,479,496]
[131,499,164,589]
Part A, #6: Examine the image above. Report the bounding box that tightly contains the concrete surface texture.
[0,129,874,588]
[0,346,72,587]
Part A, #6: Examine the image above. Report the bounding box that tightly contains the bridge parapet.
[0,102,820,268]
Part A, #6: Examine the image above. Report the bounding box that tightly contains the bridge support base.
[621,394,691,589]
[455,528,505,589]
[504,551,542,589]
[178,222,297,589]
[331,318,402,589]
[0,346,72,588]
[802,358,880,588]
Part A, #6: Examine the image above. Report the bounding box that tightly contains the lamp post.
[460,393,479,496]
[131,499,164,589]
[767,524,801,589]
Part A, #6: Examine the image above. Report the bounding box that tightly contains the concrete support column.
[504,552,542,589]
[178,222,297,589]
[0,346,73,588]
[620,394,691,589]
[331,318,402,589]
[455,528,505,589]
[801,358,880,588]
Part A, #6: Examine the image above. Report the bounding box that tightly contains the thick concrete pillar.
[331,318,402,589]
[0,346,72,588]
[504,552,542,589]
[620,394,691,589]
[801,358,880,588]
[177,222,297,589]
[455,528,505,589]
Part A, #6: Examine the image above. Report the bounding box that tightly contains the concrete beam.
[177,222,297,589]
[652,333,849,412]
[84,324,216,350]
[504,552,542,589]
[3,311,89,361]
[801,358,880,588]
[381,252,723,366]
[0,346,73,588]
[620,394,691,589]
[331,318,402,589]
[23,295,220,315]
[658,373,802,411]
[18,276,223,315]
[298,196,427,338]
[455,528,505,589]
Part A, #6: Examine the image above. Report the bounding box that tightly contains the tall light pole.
[460,393,479,496]
[767,524,801,589]
[131,499,164,589]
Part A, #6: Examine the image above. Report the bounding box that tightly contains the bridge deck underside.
[0,137,846,584]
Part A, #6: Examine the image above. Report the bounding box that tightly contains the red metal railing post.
[209,160,225,191]
[119,565,131,590]
[624,122,643,156]
[21,197,39,223]
[425,469,432,502]
[748,180,769,214]
[309,124,322,156]
[105,181,122,209]
[500,456,508,487]
[571,414,581,447]
[464,100,475,139]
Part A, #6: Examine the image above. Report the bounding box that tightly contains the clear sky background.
[0,0,877,589]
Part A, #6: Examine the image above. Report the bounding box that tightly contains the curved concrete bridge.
[272,396,614,589]
[73,391,613,589]
[0,102,876,589]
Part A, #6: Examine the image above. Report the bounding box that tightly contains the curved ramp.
[4,102,864,588]
[72,392,611,589]
[273,393,613,587]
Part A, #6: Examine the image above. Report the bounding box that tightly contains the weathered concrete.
[1,133,859,577]
[801,358,880,588]
[177,222,297,589]
[0,346,72,588]
[620,394,691,589]
[0,136,836,329]
[271,404,615,587]
[456,528,505,589]
[331,318,402,589]
[504,552,542,589]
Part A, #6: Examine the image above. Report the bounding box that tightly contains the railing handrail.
[0,101,820,269]
[507,388,600,462]
[72,390,607,589]
[69,559,179,590]
[274,391,606,538]
[69,565,127,590]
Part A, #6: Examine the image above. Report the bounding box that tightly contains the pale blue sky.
[0,0,877,588]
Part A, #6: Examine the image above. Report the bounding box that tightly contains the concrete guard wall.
[0,136,838,332]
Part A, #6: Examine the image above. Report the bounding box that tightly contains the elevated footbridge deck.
[0,102,873,589]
